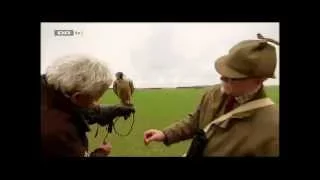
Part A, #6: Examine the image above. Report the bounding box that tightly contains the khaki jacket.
[162,84,279,157]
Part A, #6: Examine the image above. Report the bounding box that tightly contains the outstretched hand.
[113,105,135,119]
[143,129,166,145]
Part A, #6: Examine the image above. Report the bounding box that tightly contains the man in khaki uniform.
[143,34,279,157]
[113,72,134,106]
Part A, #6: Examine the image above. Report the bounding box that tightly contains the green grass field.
[87,85,279,156]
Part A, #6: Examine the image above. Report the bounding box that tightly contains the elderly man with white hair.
[41,55,135,157]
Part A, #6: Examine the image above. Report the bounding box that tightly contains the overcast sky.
[41,22,279,88]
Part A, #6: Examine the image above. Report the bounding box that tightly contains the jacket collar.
[213,85,267,129]
[235,85,262,104]
[41,75,90,132]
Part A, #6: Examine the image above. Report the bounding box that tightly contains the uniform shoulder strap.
[203,97,274,132]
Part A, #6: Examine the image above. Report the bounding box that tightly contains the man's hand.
[98,104,135,124]
[143,129,166,145]
[86,105,135,126]
[112,105,135,119]
[100,142,112,155]
[90,142,112,157]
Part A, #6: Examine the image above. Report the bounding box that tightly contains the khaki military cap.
[215,40,277,79]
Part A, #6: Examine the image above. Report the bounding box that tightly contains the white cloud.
[41,22,279,87]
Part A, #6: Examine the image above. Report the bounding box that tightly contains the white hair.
[46,54,113,97]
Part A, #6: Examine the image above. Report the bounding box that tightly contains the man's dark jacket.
[41,75,107,157]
